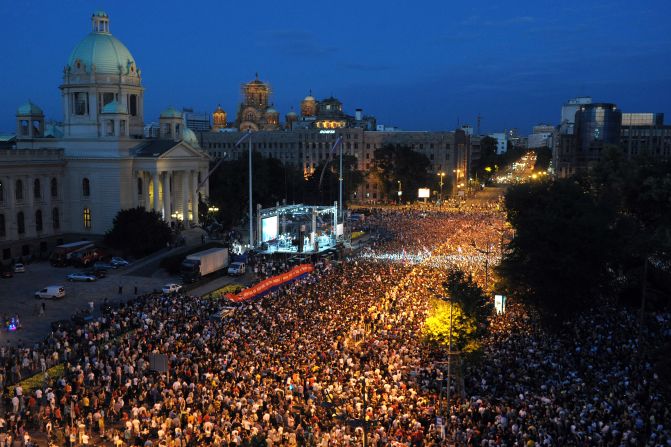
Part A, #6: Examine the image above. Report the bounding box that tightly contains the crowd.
[0,200,669,446]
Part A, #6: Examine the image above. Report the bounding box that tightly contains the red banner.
[226,264,314,302]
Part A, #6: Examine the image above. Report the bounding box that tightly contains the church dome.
[16,100,43,116]
[182,127,200,148]
[303,95,315,102]
[286,110,297,117]
[265,107,279,115]
[160,106,182,118]
[67,12,137,75]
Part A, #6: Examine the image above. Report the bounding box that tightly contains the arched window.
[50,178,58,198]
[17,212,25,234]
[35,210,43,232]
[0,214,5,237]
[15,180,23,201]
[82,178,90,197]
[52,207,60,230]
[83,207,92,230]
[33,178,41,199]
[137,177,143,195]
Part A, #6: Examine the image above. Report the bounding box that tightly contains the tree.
[207,152,305,230]
[422,298,476,351]
[105,208,172,257]
[305,154,364,205]
[370,145,431,200]
[444,270,492,324]
[496,179,618,321]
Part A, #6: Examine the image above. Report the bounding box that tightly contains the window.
[83,207,91,230]
[50,178,58,198]
[20,120,29,136]
[74,92,88,115]
[0,214,5,237]
[120,120,126,136]
[33,178,41,199]
[82,178,90,197]
[35,210,43,232]
[52,208,60,230]
[0,180,3,202]
[17,212,25,234]
[137,178,143,195]
[129,94,137,116]
[2,248,9,260]
[15,180,23,201]
[32,120,41,136]
[106,120,114,136]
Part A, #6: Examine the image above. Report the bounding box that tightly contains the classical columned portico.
[181,170,190,223]
[162,171,171,221]
[190,170,199,225]
[152,171,160,212]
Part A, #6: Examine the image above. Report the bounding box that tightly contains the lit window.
[83,208,92,230]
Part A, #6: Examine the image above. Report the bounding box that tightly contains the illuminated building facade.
[234,74,280,131]
[199,128,470,202]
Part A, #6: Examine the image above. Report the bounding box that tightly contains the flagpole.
[339,138,343,224]
[248,131,253,248]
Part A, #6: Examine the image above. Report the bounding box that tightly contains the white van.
[227,262,246,276]
[35,286,66,300]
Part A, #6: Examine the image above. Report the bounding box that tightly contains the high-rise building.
[560,96,592,134]
[183,108,211,132]
[620,113,671,159]
[556,103,621,177]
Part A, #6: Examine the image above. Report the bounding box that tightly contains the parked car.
[110,257,129,267]
[13,263,25,273]
[84,268,107,279]
[35,286,66,299]
[162,283,182,294]
[1,269,13,279]
[93,262,114,270]
[66,272,97,282]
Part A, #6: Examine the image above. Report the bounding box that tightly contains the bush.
[105,208,172,258]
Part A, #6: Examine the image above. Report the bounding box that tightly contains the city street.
[0,260,176,347]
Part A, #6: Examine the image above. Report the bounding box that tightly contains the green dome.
[182,127,200,148]
[17,100,43,116]
[101,100,126,114]
[160,106,182,118]
[68,29,136,75]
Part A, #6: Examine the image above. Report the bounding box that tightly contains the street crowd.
[0,200,669,446]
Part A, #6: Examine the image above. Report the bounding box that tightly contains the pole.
[338,139,343,223]
[248,132,253,247]
[361,375,367,447]
[446,297,452,435]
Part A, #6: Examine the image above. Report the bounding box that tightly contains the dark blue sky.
[1,0,670,134]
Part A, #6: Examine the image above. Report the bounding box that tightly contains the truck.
[180,248,228,283]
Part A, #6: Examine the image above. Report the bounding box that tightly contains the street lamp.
[438,172,445,203]
[397,180,402,204]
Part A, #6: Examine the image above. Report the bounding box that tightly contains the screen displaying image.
[262,216,279,242]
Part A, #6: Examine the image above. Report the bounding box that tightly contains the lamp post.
[397,180,402,204]
[438,172,445,203]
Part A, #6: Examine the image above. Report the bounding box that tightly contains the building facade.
[199,128,469,202]
[1,12,209,262]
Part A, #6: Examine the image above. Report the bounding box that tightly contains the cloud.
[258,29,338,58]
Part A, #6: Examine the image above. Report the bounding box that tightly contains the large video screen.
[418,188,430,198]
[261,216,279,242]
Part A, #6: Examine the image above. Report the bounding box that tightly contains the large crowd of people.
[0,200,669,446]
